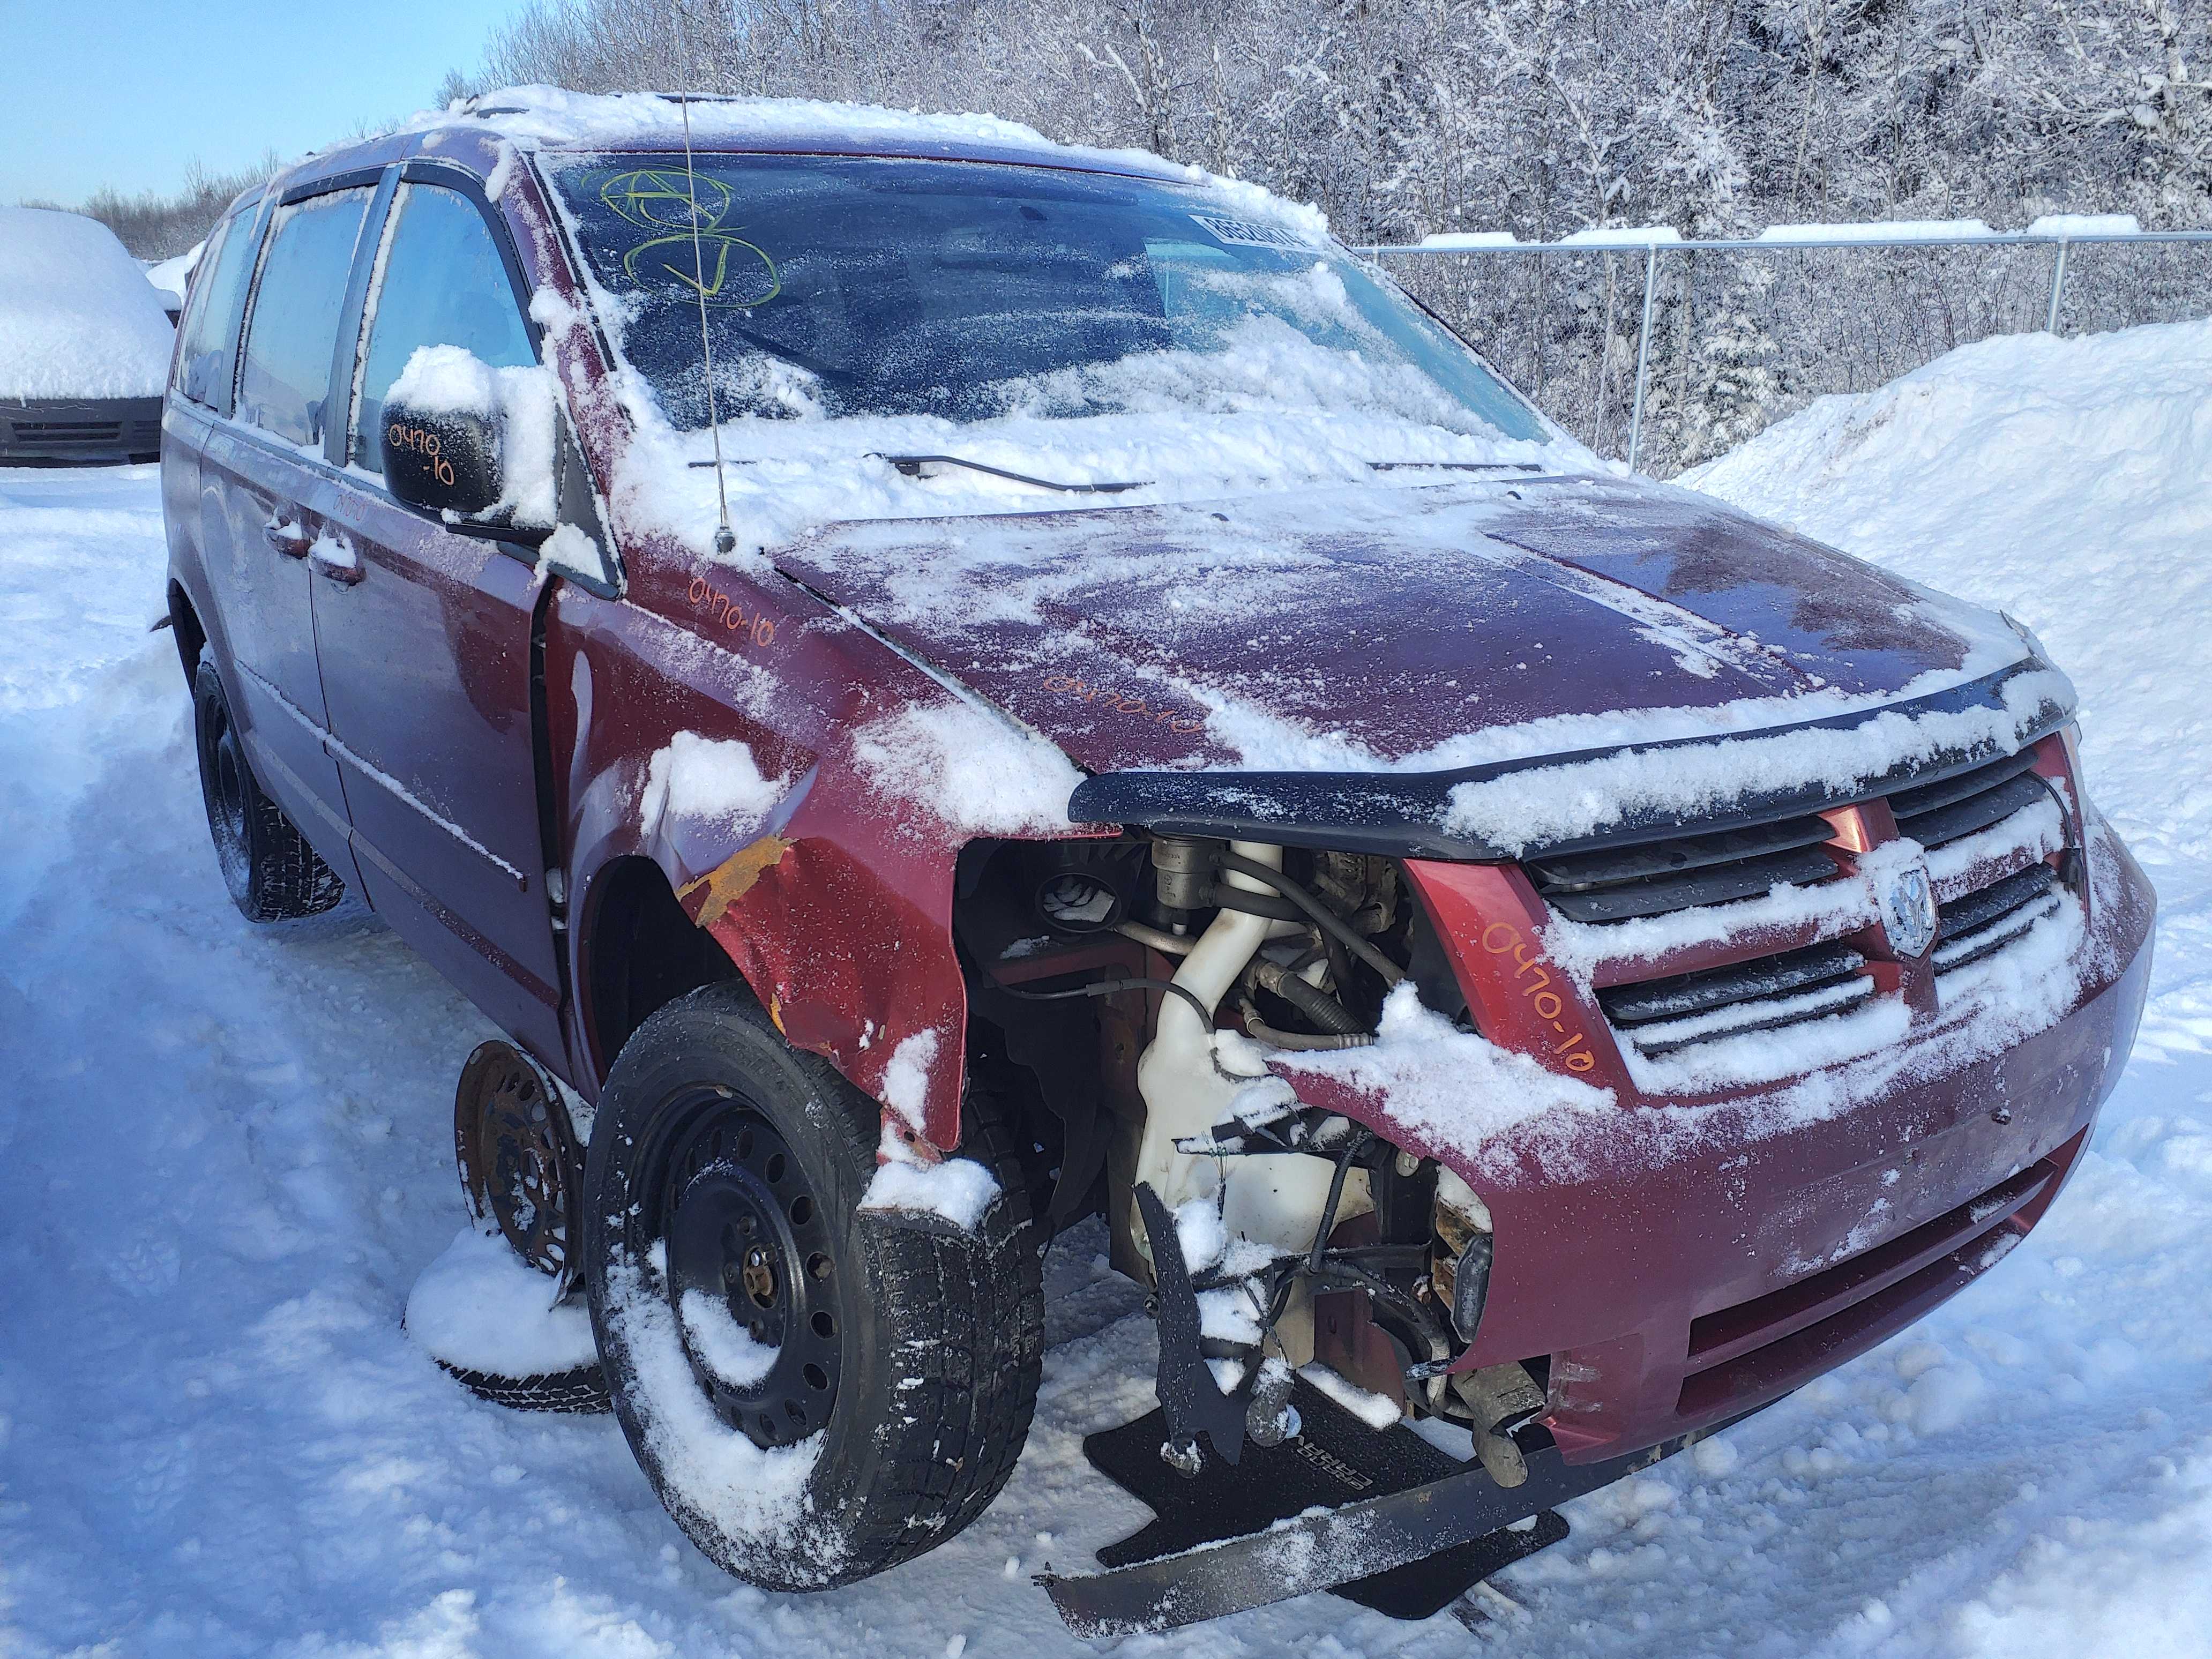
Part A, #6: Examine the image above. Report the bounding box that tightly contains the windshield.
[550,154,1544,443]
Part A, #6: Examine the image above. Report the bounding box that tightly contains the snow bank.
[0,207,175,399]
[402,1225,597,1377]
[1682,316,2212,917]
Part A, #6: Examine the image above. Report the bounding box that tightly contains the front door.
[312,171,565,1061]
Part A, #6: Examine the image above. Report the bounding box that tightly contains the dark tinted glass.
[549,154,1541,439]
[236,188,371,447]
[174,210,259,412]
[351,183,536,472]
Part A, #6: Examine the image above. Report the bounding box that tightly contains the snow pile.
[0,207,176,399]
[857,1155,1003,1234]
[144,242,202,310]
[850,700,1085,834]
[1682,317,2212,921]
[599,1256,834,1571]
[1266,983,1615,1167]
[639,731,784,838]
[402,1225,597,1377]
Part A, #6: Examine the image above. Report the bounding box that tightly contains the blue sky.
[0,0,518,206]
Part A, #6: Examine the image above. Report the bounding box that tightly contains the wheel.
[582,984,1044,1591]
[192,652,344,922]
[412,1040,609,1414]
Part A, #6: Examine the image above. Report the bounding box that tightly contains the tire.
[192,652,345,922]
[582,983,1044,1591]
[430,1355,613,1414]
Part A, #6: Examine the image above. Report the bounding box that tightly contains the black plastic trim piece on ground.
[1044,1403,1731,1635]
[1077,1374,1564,1625]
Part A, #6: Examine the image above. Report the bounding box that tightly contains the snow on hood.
[0,208,175,400]
[772,473,2049,841]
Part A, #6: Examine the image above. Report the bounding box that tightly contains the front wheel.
[581,984,1043,1590]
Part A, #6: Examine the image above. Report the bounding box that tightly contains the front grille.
[1597,940,1871,1057]
[1890,750,2050,849]
[14,421,130,444]
[1525,814,1840,923]
[1935,863,2062,974]
[1527,738,2073,1065]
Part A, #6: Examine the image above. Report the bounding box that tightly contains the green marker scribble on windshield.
[622,231,782,309]
[600,168,731,231]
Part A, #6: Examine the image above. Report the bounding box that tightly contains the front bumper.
[0,396,164,465]
[1283,823,2155,1462]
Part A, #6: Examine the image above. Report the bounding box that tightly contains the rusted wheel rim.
[455,1041,581,1295]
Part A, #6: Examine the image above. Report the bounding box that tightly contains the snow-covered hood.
[774,475,2067,850]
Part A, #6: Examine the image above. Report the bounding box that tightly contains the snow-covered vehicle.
[1,207,173,464]
[156,88,2154,1632]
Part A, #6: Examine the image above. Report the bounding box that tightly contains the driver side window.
[350,182,537,474]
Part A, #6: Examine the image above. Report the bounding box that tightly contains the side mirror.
[379,345,555,544]
[382,400,503,519]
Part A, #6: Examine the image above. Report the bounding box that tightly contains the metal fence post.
[2046,237,2071,335]
[1627,245,1660,473]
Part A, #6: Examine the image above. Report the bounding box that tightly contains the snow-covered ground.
[4,318,2210,1657]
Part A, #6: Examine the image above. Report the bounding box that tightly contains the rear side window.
[174,210,259,412]
[236,188,371,447]
[350,182,536,474]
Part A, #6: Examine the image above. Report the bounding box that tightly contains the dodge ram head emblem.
[1880,862,1940,959]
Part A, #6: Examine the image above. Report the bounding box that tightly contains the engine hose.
[1236,1000,1377,1051]
[1216,852,1408,988]
[1253,958,1366,1035]
[1002,974,1214,1029]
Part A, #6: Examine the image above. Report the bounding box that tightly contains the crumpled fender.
[551,548,1005,1156]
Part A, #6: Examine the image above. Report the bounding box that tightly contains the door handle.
[263,519,311,558]
[310,539,364,586]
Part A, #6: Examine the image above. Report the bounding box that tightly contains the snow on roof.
[0,208,175,400]
[144,243,203,305]
[407,84,1327,239]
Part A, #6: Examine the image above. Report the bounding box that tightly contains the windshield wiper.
[875,453,1149,494]
[1366,460,1545,474]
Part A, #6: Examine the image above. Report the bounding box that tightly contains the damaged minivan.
[159,87,2154,1633]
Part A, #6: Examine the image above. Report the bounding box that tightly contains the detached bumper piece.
[1050,1374,1570,1634]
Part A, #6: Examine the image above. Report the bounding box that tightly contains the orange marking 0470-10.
[1480,920,1598,1072]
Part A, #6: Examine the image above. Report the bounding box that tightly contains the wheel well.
[582,856,743,1080]
[167,580,206,684]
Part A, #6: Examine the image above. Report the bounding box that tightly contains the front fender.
[551,553,991,1154]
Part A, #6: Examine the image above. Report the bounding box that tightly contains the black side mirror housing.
[382,399,503,520]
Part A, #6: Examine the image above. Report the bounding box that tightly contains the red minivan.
[160,87,2154,1633]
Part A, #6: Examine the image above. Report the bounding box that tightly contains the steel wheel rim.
[644,1089,843,1449]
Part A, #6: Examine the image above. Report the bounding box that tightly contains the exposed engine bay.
[953,833,1544,1483]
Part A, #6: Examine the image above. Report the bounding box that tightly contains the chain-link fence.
[1368,232,2212,479]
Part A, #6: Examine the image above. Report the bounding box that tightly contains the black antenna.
[672,8,736,557]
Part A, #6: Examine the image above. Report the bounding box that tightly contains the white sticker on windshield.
[1190,213,1318,252]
